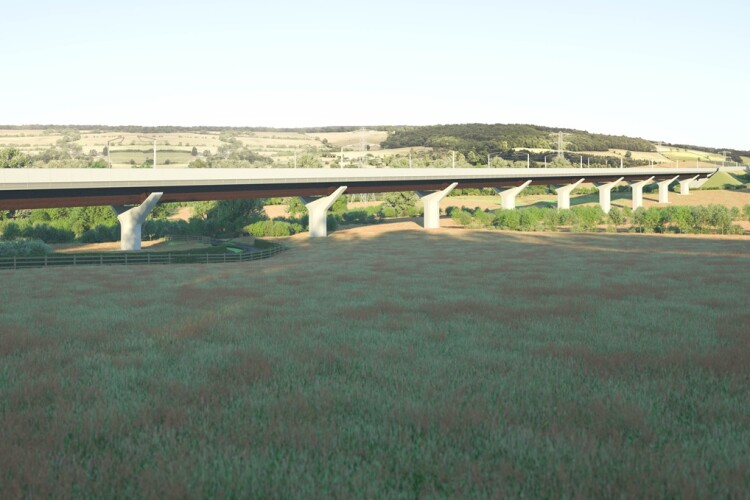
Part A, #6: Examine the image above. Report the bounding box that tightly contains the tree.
[382,191,420,216]
[0,148,32,168]
[286,197,305,217]
[188,159,208,168]
[191,146,198,156]
[204,199,265,236]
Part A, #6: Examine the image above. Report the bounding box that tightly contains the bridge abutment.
[112,192,163,251]
[417,182,458,229]
[556,178,584,210]
[301,186,347,237]
[495,180,532,209]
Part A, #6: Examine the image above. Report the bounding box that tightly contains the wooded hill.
[381,124,656,153]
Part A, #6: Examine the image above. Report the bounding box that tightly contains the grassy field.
[575,149,671,162]
[1,225,749,497]
[656,146,726,163]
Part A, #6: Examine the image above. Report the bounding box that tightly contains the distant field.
[1,225,748,497]
[576,149,671,162]
[659,148,726,162]
[311,130,388,149]
[109,150,195,166]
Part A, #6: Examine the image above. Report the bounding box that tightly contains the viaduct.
[0,167,716,250]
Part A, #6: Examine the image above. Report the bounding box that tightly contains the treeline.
[449,204,749,234]
[381,124,656,153]
[565,133,656,152]
[0,199,267,245]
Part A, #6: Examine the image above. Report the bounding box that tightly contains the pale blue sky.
[2,1,748,149]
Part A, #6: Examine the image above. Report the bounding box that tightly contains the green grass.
[698,171,744,189]
[1,229,749,497]
[661,149,725,162]
[109,150,195,165]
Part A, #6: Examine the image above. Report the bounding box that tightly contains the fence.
[0,244,285,271]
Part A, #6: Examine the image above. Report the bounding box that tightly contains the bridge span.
[0,167,716,250]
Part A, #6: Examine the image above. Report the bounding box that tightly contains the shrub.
[451,209,473,226]
[494,209,520,230]
[474,209,496,227]
[79,225,119,243]
[244,220,299,237]
[1,222,22,241]
[708,205,733,234]
[380,206,397,218]
[21,223,76,243]
[0,239,52,257]
[608,207,624,226]
[519,207,543,231]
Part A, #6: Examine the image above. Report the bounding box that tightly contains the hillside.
[1,123,747,169]
[380,124,656,153]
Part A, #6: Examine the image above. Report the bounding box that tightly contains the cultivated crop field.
[1,226,749,497]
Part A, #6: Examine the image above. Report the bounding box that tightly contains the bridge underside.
[0,174,679,210]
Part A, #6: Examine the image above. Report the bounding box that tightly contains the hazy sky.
[2,0,748,149]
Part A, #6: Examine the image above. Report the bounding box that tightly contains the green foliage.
[0,148,32,168]
[382,124,656,157]
[340,209,379,225]
[204,199,266,237]
[245,220,302,237]
[0,238,52,256]
[570,206,605,231]
[608,207,625,226]
[549,155,573,168]
[1,222,22,240]
[447,204,741,235]
[381,192,421,217]
[286,197,306,217]
[451,208,473,226]
[331,195,348,214]
[55,129,81,144]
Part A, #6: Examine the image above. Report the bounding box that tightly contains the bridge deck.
[0,167,716,209]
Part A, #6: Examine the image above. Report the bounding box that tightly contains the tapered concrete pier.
[112,192,163,251]
[596,177,624,214]
[630,177,654,210]
[557,178,584,210]
[657,176,679,204]
[418,182,458,229]
[495,180,532,209]
[301,186,347,237]
[679,175,699,195]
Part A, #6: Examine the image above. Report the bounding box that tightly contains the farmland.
[0,129,385,168]
[1,224,749,497]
